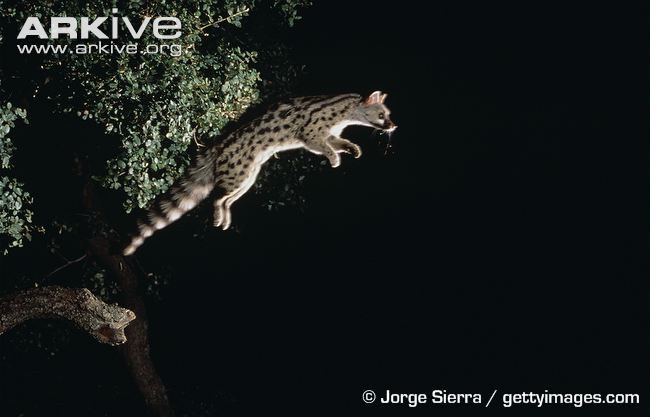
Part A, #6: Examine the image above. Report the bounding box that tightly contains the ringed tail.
[123,152,217,255]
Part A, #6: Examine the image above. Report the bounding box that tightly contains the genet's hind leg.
[221,201,233,230]
[220,168,261,230]
[220,186,248,230]
[213,185,245,230]
[212,186,231,228]
[213,198,227,227]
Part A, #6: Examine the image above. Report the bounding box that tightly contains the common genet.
[123,91,397,255]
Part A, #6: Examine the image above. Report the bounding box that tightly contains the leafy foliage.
[0,102,37,253]
[4,0,310,212]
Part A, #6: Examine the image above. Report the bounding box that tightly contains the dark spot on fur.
[273,126,281,132]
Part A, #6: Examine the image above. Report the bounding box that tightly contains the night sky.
[0,1,646,416]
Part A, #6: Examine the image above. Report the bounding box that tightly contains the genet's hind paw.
[213,202,225,228]
[220,207,232,230]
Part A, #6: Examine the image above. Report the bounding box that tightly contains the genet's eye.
[378,112,385,119]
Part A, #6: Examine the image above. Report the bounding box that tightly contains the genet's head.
[355,91,397,132]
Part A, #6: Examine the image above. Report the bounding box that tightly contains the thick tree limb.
[86,236,173,417]
[80,175,173,417]
[0,286,135,346]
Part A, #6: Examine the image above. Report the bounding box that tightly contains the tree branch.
[80,175,173,417]
[0,286,135,346]
[46,253,87,278]
[86,236,173,417]
[197,7,250,32]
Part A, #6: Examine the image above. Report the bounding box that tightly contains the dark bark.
[86,236,172,417]
[81,179,173,417]
[0,286,135,346]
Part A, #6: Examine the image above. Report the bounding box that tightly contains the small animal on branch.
[123,91,397,255]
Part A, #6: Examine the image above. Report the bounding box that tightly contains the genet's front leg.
[327,137,362,159]
[303,138,341,168]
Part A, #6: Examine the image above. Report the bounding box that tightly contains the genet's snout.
[384,119,397,131]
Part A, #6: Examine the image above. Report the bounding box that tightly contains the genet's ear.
[380,93,387,103]
[363,90,383,105]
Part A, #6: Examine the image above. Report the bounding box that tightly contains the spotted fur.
[123,91,396,255]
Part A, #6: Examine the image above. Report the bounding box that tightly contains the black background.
[0,1,647,416]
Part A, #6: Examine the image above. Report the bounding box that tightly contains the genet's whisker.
[384,130,394,156]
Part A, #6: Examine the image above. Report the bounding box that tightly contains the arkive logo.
[17,8,182,40]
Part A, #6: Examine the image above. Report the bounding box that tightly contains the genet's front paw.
[350,144,362,159]
[327,152,342,168]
